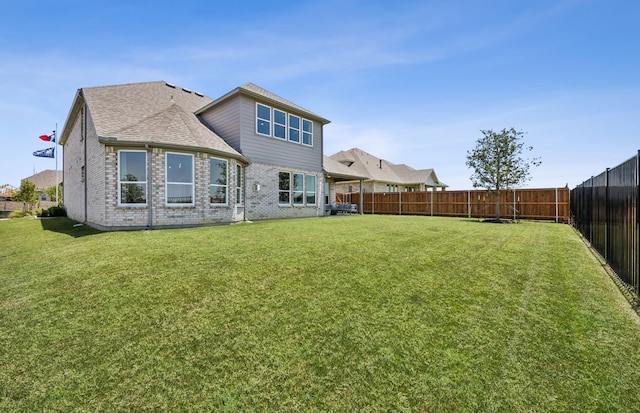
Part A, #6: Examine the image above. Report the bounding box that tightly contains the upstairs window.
[166,153,194,205]
[256,103,271,136]
[302,119,313,146]
[288,114,300,143]
[118,150,147,205]
[255,102,313,146]
[273,109,287,140]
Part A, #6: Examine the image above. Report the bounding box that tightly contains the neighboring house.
[0,184,17,201]
[21,170,62,201]
[59,81,333,230]
[329,148,447,194]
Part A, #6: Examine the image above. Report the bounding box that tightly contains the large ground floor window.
[279,171,317,206]
[166,152,194,205]
[118,150,147,205]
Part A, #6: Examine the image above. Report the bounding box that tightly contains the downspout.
[243,164,247,222]
[146,144,153,228]
[359,179,364,214]
[83,101,88,223]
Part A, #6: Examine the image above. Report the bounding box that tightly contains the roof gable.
[61,81,244,159]
[108,104,239,155]
[198,82,330,124]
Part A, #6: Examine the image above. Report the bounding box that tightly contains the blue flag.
[33,147,55,158]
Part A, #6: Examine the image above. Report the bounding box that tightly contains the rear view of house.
[59,81,330,230]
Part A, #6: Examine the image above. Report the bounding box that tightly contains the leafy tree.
[45,184,63,204]
[13,180,39,211]
[466,128,541,221]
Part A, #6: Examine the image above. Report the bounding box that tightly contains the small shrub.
[48,206,67,217]
[37,208,50,217]
[9,210,31,218]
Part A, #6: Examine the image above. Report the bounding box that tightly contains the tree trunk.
[495,192,501,220]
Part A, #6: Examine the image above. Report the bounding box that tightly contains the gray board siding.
[199,95,323,171]
[238,96,322,171]
[199,97,242,153]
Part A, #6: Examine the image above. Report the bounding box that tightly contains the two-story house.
[59,81,337,230]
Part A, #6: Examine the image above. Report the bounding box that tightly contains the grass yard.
[2,215,640,412]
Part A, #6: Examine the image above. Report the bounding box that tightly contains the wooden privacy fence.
[338,188,570,222]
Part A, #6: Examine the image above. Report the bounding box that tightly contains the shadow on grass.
[40,217,103,238]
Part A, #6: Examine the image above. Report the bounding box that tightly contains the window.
[293,173,304,205]
[302,119,313,146]
[255,103,314,146]
[306,175,317,205]
[273,109,287,139]
[256,103,271,136]
[118,150,147,205]
[166,153,193,205]
[279,172,291,205]
[288,114,300,143]
[279,171,317,206]
[210,158,227,204]
[236,165,243,205]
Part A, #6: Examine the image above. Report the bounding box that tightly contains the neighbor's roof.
[0,183,17,198]
[329,148,447,187]
[323,156,368,181]
[60,81,245,160]
[21,170,62,189]
[198,82,330,125]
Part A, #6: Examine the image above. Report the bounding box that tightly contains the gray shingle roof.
[21,169,62,189]
[199,82,330,124]
[67,81,243,159]
[329,148,447,187]
[323,156,368,180]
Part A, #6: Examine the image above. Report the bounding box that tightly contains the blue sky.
[1,0,638,190]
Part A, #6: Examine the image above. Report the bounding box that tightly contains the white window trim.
[306,174,317,205]
[256,103,271,137]
[210,157,228,206]
[236,164,244,205]
[273,108,287,140]
[302,119,313,146]
[117,149,147,207]
[165,152,195,207]
[255,102,314,147]
[288,114,301,144]
[279,171,318,207]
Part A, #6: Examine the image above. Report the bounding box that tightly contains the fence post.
[430,188,434,216]
[372,189,375,215]
[468,190,471,218]
[513,190,516,221]
[555,187,559,223]
[636,151,640,295]
[605,168,610,261]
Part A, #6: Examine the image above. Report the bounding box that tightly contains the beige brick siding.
[244,162,325,221]
[62,109,85,223]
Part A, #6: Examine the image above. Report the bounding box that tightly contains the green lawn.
[2,216,640,412]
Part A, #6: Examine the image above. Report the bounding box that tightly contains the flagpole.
[55,123,58,204]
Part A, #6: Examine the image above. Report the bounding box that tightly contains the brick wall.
[244,162,325,221]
